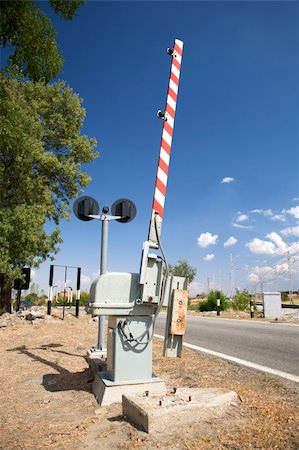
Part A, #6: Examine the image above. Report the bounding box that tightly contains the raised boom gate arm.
[89,39,187,394]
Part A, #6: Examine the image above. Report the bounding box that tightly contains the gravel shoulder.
[0,308,298,450]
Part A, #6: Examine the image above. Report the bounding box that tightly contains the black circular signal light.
[73,196,100,221]
[111,198,137,223]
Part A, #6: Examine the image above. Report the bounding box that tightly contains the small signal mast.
[149,39,184,244]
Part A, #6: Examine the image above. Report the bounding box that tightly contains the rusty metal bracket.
[163,288,188,358]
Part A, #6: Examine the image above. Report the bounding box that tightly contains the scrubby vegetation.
[197,290,229,312]
[230,290,251,311]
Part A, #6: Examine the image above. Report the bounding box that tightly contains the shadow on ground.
[7,344,94,393]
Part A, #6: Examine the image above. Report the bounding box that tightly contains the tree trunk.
[0,274,12,315]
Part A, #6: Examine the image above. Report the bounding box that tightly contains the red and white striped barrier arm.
[150,39,184,234]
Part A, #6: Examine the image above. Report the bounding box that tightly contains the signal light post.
[14,268,31,312]
[73,196,137,352]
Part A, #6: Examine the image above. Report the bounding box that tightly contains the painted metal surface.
[164,277,188,358]
[140,257,163,303]
[263,292,282,318]
[107,316,153,382]
[148,38,184,243]
[90,272,140,308]
[170,289,188,335]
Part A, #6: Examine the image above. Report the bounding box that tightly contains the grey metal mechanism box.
[263,292,282,318]
[107,316,153,382]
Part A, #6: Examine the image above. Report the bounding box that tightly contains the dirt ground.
[0,309,298,450]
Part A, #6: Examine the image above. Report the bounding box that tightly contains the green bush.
[231,290,250,311]
[53,291,89,307]
[188,302,199,311]
[23,292,47,306]
[197,291,229,312]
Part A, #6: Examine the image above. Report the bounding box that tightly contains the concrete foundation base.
[93,371,167,406]
[122,387,238,433]
[86,348,107,375]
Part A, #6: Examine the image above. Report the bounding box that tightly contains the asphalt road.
[154,314,299,378]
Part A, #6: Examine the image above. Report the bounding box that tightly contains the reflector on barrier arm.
[170,289,188,335]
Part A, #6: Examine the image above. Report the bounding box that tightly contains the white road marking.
[159,312,299,327]
[154,334,299,383]
[194,316,299,327]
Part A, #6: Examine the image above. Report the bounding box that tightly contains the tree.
[231,290,251,311]
[169,259,197,284]
[0,1,97,314]
[0,76,97,313]
[0,0,84,82]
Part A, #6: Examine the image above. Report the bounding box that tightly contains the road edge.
[154,334,299,384]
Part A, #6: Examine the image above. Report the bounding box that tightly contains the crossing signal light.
[13,268,31,290]
[111,198,137,223]
[73,196,99,221]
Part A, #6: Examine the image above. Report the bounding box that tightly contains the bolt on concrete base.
[122,387,238,433]
[93,371,167,406]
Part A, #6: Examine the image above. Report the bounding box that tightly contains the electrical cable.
[117,214,170,347]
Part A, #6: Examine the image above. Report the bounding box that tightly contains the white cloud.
[281,226,299,237]
[203,254,215,261]
[81,274,91,285]
[246,232,299,256]
[266,232,288,254]
[270,214,286,222]
[232,222,254,229]
[292,197,299,201]
[248,273,259,283]
[30,269,36,281]
[197,232,218,248]
[236,214,249,223]
[286,206,299,219]
[248,258,299,285]
[250,209,273,217]
[289,241,299,255]
[221,177,234,184]
[248,265,276,284]
[224,236,238,247]
[264,209,273,217]
[246,238,276,255]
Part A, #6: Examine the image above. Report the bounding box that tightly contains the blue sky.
[25,1,299,295]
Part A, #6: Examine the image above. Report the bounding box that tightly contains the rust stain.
[170,289,188,335]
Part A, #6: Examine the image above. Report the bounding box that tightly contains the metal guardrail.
[249,300,299,318]
[281,304,299,309]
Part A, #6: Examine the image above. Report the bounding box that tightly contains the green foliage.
[22,292,47,306]
[0,0,84,82]
[0,1,92,315]
[197,291,229,312]
[52,291,89,307]
[169,259,196,284]
[231,290,251,311]
[78,291,89,306]
[0,75,98,282]
[187,301,199,311]
[49,0,85,20]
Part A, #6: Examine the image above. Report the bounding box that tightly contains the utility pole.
[229,253,235,299]
[218,269,222,292]
[287,251,293,303]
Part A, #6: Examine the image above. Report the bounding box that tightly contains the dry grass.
[0,310,298,450]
